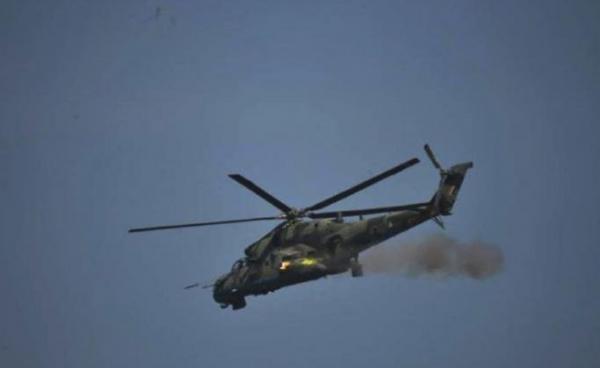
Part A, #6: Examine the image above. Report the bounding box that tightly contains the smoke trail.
[361,233,503,279]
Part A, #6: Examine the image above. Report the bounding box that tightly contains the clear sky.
[2,1,600,367]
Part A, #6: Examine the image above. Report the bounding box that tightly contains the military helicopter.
[129,145,473,310]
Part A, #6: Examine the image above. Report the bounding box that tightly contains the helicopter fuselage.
[212,208,433,309]
[128,144,472,311]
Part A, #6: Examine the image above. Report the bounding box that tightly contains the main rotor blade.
[424,144,442,170]
[228,174,292,214]
[304,157,420,212]
[128,216,282,233]
[308,202,431,219]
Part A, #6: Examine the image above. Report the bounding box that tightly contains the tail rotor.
[424,144,444,174]
[423,144,473,226]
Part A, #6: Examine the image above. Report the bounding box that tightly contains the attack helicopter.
[129,145,473,310]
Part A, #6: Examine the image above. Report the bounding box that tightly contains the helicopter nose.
[212,279,233,304]
[212,286,226,302]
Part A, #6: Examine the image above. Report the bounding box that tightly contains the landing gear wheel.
[231,298,247,310]
[350,260,363,277]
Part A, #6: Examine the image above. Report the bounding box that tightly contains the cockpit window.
[231,259,245,271]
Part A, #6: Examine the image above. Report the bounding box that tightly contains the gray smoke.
[362,233,503,279]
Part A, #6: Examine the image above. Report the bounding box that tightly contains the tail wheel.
[350,259,363,277]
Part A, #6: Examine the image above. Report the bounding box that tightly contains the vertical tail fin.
[433,162,473,215]
[424,145,473,216]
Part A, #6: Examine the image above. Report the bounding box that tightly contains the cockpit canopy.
[231,259,246,272]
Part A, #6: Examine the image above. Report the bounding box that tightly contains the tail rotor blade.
[424,144,442,171]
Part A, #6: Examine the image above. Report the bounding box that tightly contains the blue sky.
[2,1,600,367]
